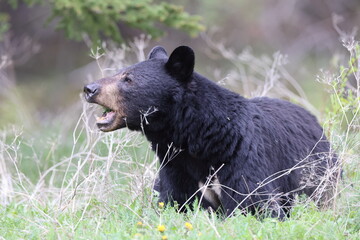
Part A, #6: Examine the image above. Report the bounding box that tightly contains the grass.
[0,195,359,239]
[0,35,359,239]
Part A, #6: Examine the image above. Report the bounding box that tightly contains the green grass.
[0,195,359,239]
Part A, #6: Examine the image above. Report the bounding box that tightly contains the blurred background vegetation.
[1,0,359,128]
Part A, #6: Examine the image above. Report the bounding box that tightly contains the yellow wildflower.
[161,236,168,240]
[158,202,165,209]
[157,224,166,232]
[134,233,142,238]
[185,222,193,230]
[137,221,143,227]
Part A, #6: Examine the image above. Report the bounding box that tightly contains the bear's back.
[247,97,334,192]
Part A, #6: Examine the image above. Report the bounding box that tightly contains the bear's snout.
[84,83,100,102]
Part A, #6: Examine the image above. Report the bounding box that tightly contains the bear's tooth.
[95,115,106,122]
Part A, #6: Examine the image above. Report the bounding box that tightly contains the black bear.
[84,46,338,218]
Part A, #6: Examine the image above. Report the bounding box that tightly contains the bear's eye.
[123,76,132,83]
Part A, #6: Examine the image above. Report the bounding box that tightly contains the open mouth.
[96,107,116,131]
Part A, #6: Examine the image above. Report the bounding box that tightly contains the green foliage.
[1,0,205,43]
[0,13,10,40]
[1,198,359,239]
[319,42,360,152]
[327,63,359,118]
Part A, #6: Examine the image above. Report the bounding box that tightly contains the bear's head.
[84,46,195,132]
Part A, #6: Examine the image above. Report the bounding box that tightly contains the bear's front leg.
[157,165,201,210]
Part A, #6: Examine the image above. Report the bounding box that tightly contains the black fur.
[86,46,338,218]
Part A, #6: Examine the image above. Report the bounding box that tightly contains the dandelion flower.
[137,221,143,227]
[161,236,168,240]
[158,202,165,209]
[185,222,193,230]
[134,233,142,238]
[157,224,166,232]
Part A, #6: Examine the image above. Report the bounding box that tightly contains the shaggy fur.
[84,46,338,218]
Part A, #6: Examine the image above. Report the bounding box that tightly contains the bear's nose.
[84,83,100,102]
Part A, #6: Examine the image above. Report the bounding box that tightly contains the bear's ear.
[148,46,168,59]
[165,46,195,82]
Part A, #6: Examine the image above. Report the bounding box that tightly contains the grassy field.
[0,40,359,239]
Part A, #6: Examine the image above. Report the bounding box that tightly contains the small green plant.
[315,22,360,234]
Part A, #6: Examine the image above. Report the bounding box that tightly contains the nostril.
[84,83,100,97]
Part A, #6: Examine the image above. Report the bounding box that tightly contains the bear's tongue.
[96,108,115,124]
